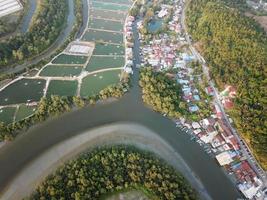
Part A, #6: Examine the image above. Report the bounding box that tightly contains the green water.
[40,65,83,77]
[86,56,124,72]
[47,80,78,97]
[80,69,121,97]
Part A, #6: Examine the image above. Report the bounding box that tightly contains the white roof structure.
[215,151,233,166]
[65,41,95,56]
[69,45,91,54]
[238,178,262,199]
[192,122,201,129]
[0,0,23,18]
[200,130,218,143]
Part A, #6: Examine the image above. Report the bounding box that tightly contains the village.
[135,0,266,199]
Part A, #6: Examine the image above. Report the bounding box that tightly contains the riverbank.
[0,122,211,200]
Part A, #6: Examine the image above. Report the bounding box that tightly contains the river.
[0,19,241,200]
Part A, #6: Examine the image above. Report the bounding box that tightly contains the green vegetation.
[0,107,16,124]
[29,146,197,200]
[39,65,83,77]
[186,0,267,169]
[52,54,88,64]
[139,68,183,118]
[0,0,67,68]
[81,70,122,97]
[0,79,46,105]
[85,56,124,72]
[46,80,78,97]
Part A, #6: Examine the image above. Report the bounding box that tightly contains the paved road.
[0,19,241,200]
[181,1,267,185]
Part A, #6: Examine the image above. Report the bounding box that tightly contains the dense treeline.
[0,0,67,67]
[139,68,183,118]
[30,146,197,200]
[186,0,267,168]
[0,83,129,141]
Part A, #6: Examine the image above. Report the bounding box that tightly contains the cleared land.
[90,9,126,21]
[91,1,130,11]
[89,18,123,32]
[0,107,16,124]
[85,56,124,72]
[39,65,83,77]
[93,43,124,55]
[51,54,88,65]
[46,80,78,97]
[80,69,121,97]
[15,104,36,122]
[0,79,46,105]
[83,29,123,44]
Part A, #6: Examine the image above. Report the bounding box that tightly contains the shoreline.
[0,122,212,200]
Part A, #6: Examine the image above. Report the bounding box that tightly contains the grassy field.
[91,1,130,11]
[15,104,36,122]
[80,69,121,97]
[46,80,78,97]
[85,56,124,72]
[90,9,126,21]
[89,18,123,32]
[0,107,16,124]
[39,65,83,77]
[0,79,46,105]
[93,43,124,55]
[52,54,88,64]
[83,29,123,44]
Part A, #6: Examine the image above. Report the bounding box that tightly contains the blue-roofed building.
[189,105,199,112]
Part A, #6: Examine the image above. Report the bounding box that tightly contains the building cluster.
[137,0,266,198]
[178,109,264,199]
[124,15,135,74]
[219,85,237,110]
[137,0,187,71]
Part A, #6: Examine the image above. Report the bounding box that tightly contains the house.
[205,86,214,96]
[192,122,201,129]
[215,151,234,166]
[189,105,199,112]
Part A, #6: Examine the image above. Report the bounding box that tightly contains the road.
[181,0,267,185]
[0,19,241,200]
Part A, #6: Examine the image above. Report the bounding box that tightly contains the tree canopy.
[186,0,267,169]
[30,146,198,200]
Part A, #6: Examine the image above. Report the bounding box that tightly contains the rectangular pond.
[80,69,121,97]
[46,80,78,97]
[0,79,46,105]
[86,56,124,72]
[39,65,83,77]
[52,54,88,65]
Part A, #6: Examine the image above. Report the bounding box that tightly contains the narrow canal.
[0,20,241,200]
[20,0,37,33]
